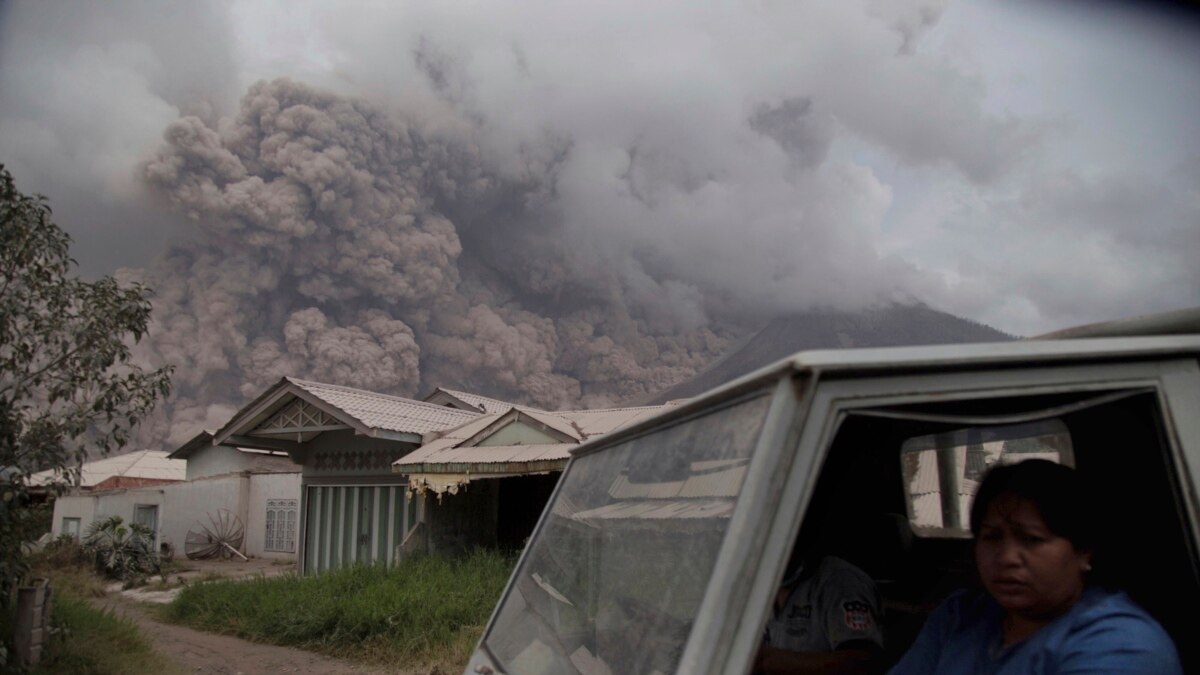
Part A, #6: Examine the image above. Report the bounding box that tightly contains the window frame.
[265,498,299,553]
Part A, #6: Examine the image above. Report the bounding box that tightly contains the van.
[466,309,1200,674]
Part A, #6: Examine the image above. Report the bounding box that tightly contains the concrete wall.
[50,471,302,561]
[186,446,252,481]
[51,495,96,538]
[246,473,302,559]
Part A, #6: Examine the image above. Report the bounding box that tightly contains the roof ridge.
[289,378,481,415]
[558,404,668,414]
[436,387,546,412]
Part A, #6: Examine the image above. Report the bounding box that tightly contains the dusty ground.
[96,593,386,674]
[96,557,442,674]
[116,556,297,604]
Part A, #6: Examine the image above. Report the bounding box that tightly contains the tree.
[0,165,172,595]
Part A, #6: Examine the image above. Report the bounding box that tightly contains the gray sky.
[1,0,1196,339]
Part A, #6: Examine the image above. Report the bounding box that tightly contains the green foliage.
[39,534,92,570]
[82,517,160,582]
[162,550,515,669]
[0,164,172,598]
[27,537,107,599]
[32,591,180,675]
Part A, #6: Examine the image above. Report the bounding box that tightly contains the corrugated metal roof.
[393,402,677,473]
[29,450,186,487]
[555,405,676,438]
[288,378,481,435]
[426,388,536,415]
[403,443,573,466]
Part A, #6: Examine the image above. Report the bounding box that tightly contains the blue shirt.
[888,587,1181,674]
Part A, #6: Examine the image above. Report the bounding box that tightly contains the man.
[755,551,884,674]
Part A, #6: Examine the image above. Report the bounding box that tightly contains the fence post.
[13,578,51,667]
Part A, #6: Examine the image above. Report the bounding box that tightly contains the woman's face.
[975,494,1091,619]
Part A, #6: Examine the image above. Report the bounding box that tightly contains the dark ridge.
[643,305,1012,404]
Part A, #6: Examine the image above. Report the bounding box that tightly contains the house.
[396,387,678,552]
[29,449,185,494]
[49,439,302,561]
[199,378,679,573]
[210,378,483,573]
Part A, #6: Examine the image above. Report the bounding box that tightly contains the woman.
[889,459,1181,674]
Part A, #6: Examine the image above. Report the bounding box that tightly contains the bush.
[39,534,91,569]
[83,516,160,582]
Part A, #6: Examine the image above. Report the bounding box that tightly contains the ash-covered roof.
[394,402,677,475]
[289,378,481,435]
[422,387,537,415]
[214,377,484,448]
[29,450,186,488]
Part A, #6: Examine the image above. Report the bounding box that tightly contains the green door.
[304,485,411,574]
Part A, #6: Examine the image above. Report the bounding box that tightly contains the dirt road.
[96,594,421,674]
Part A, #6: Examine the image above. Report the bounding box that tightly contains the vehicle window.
[900,419,1073,537]
[484,392,773,675]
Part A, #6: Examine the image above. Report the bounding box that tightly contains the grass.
[26,539,107,599]
[30,592,180,675]
[160,549,515,670]
[13,540,177,674]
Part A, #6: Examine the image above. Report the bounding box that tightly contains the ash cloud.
[131,79,733,445]
[2,0,1196,446]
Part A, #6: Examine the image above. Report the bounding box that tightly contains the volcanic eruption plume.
[129,79,734,446]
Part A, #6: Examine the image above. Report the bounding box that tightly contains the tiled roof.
[288,378,481,436]
[400,443,573,467]
[554,405,674,438]
[29,450,186,487]
[394,402,677,471]
[427,388,536,415]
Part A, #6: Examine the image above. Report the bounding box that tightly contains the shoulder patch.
[842,600,874,631]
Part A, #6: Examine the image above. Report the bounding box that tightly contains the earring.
[1084,563,1093,572]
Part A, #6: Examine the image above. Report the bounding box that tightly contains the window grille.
[265,499,298,552]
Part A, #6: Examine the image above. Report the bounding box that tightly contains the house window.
[61,517,81,539]
[266,499,298,552]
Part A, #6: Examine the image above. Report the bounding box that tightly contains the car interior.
[785,387,1199,671]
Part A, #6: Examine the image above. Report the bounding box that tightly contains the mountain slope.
[645,305,1011,403]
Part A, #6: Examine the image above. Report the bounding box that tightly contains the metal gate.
[303,485,412,574]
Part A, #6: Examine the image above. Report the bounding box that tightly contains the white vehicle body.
[468,311,1200,675]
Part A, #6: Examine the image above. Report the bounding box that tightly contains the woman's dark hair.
[969,459,1097,552]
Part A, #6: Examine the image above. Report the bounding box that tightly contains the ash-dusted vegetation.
[31,594,180,675]
[160,550,515,669]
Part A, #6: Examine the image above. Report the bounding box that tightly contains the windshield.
[484,393,773,675]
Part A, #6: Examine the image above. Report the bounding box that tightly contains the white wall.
[246,472,302,559]
[155,475,248,559]
[478,421,560,447]
[52,472,302,560]
[51,495,96,538]
[186,446,251,481]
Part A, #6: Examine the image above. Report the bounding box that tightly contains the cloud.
[1,0,1196,445]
